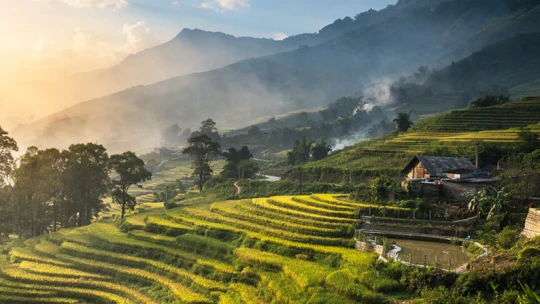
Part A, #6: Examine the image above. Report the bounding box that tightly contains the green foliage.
[359,270,402,293]
[287,136,312,165]
[497,153,540,202]
[393,111,413,132]
[110,151,152,219]
[369,175,397,203]
[519,247,540,261]
[182,131,221,191]
[518,127,540,153]
[0,126,18,186]
[496,226,519,250]
[470,95,511,108]
[311,139,332,161]
[468,186,513,221]
[221,146,258,179]
[519,282,540,304]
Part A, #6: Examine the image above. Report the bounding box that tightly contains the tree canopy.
[0,126,18,185]
[110,151,152,219]
[222,146,258,179]
[393,111,413,132]
[183,134,221,191]
[470,95,510,108]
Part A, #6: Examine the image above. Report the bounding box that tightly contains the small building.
[402,156,477,180]
[402,155,495,202]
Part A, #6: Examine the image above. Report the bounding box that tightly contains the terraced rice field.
[0,194,404,303]
[361,127,540,153]
[411,97,540,133]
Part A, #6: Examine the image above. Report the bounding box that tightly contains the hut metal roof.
[402,155,476,177]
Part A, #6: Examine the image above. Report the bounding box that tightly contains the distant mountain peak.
[174,28,235,41]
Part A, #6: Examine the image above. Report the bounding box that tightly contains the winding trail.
[234,182,241,194]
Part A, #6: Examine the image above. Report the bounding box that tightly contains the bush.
[359,270,402,293]
[496,227,519,250]
[500,289,520,303]
[519,247,540,261]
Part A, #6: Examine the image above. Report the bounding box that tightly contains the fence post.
[435,255,439,268]
[424,255,427,268]
[449,259,452,271]
[409,253,412,265]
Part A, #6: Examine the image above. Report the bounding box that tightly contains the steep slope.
[14,0,540,152]
[3,0,447,133]
[299,96,540,183]
[68,29,299,101]
[427,32,540,93]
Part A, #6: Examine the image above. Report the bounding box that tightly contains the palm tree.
[393,111,413,132]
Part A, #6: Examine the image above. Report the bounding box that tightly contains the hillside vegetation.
[300,97,540,182]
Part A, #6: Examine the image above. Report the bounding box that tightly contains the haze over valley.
[4,1,540,303]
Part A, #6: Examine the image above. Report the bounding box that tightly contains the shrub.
[519,247,540,261]
[500,289,520,303]
[496,227,519,250]
[359,270,402,293]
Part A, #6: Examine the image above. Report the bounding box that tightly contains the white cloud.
[198,0,249,12]
[43,0,128,10]
[273,32,289,41]
[119,21,160,54]
[72,26,120,64]
[172,1,179,7]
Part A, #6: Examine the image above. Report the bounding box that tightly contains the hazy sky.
[0,0,396,81]
[0,0,396,128]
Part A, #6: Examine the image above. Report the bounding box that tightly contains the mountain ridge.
[13,0,540,152]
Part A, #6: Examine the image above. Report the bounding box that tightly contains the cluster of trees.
[287,137,332,165]
[182,119,262,190]
[470,95,511,108]
[220,97,387,152]
[221,146,258,180]
[0,127,151,240]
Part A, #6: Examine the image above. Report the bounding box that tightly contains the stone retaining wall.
[355,241,384,255]
[522,208,540,238]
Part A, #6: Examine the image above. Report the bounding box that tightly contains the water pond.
[388,238,470,269]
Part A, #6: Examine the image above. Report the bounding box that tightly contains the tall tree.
[311,139,332,161]
[287,136,312,165]
[13,147,63,237]
[62,143,110,226]
[0,126,18,238]
[182,134,221,191]
[393,111,413,132]
[0,126,18,185]
[109,152,152,219]
[192,118,221,143]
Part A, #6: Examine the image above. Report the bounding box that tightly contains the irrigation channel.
[387,238,470,270]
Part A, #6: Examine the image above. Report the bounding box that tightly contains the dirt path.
[234,182,241,194]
